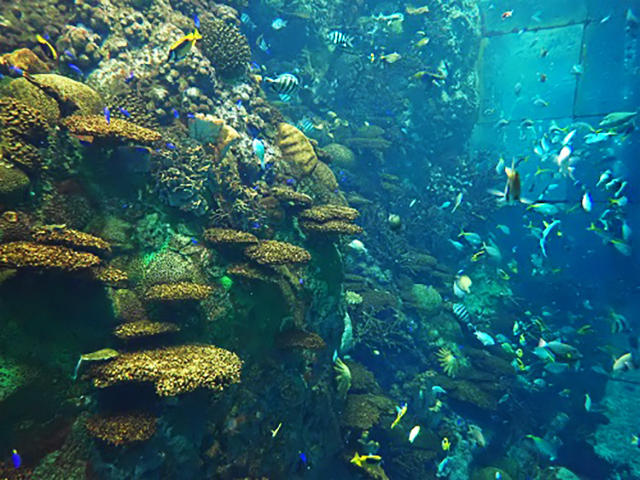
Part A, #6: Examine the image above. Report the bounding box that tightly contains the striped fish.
[452,303,471,324]
[327,30,354,48]
[264,73,299,95]
[298,117,315,133]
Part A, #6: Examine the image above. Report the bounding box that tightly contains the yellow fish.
[441,437,451,451]
[350,452,382,468]
[380,52,401,64]
[577,324,593,335]
[168,29,202,62]
[271,422,282,438]
[471,249,485,262]
[428,399,442,412]
[414,37,430,48]
[390,402,407,429]
[36,34,57,60]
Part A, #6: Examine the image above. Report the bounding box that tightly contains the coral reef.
[203,227,258,246]
[277,123,320,178]
[0,241,101,271]
[340,394,394,430]
[62,115,161,144]
[0,163,30,202]
[244,240,311,265]
[91,265,129,287]
[32,225,112,256]
[113,320,180,340]
[144,282,213,302]
[275,329,327,350]
[199,15,251,78]
[270,186,314,208]
[85,412,157,446]
[90,344,242,396]
[23,74,102,116]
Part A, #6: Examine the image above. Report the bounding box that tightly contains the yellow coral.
[277,123,319,177]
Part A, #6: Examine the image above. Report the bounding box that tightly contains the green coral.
[411,283,442,314]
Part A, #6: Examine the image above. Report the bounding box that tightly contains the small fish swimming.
[327,30,354,48]
[441,437,451,451]
[408,425,421,443]
[448,239,464,251]
[458,229,482,246]
[252,138,266,169]
[539,219,561,257]
[67,63,84,77]
[271,18,287,30]
[390,402,407,429]
[271,422,282,438]
[36,33,57,60]
[103,106,111,124]
[581,192,593,212]
[452,303,471,324]
[474,330,496,346]
[350,452,382,468]
[496,224,510,235]
[264,73,299,96]
[11,449,21,469]
[380,52,402,64]
[528,203,560,216]
[168,29,202,62]
[451,192,463,212]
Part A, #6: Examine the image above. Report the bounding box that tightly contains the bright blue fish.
[68,63,83,77]
[12,449,21,469]
[103,106,111,124]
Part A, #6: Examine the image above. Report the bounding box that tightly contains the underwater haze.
[0,0,639,478]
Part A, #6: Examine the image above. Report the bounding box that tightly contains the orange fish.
[502,10,513,20]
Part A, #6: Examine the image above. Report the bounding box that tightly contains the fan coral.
[0,241,101,271]
[32,225,112,256]
[62,115,161,144]
[244,240,311,265]
[436,347,465,378]
[91,344,242,396]
[334,356,352,398]
[85,412,157,446]
[144,282,213,302]
[113,321,180,340]
[200,16,251,78]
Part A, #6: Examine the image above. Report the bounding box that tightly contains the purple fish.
[171,108,180,119]
[103,106,111,124]
[11,449,21,469]
[119,107,131,118]
[63,49,76,59]
[67,63,83,77]
[194,14,200,28]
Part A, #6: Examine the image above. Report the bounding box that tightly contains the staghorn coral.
[270,186,313,208]
[299,204,360,223]
[203,227,258,246]
[277,123,319,177]
[276,329,327,350]
[113,320,180,340]
[144,282,213,301]
[200,15,251,78]
[62,115,161,144]
[91,344,242,396]
[0,241,101,271]
[32,225,112,256]
[85,412,157,446]
[244,240,311,265]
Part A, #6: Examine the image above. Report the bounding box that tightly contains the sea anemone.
[436,347,465,378]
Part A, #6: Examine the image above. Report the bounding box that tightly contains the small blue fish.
[103,106,111,124]
[299,452,308,464]
[118,107,131,118]
[171,108,180,119]
[251,222,261,229]
[298,278,304,285]
[286,178,295,185]
[63,49,76,59]
[186,112,195,119]
[8,64,24,76]
[11,449,21,469]
[125,71,135,83]
[166,142,176,150]
[236,99,243,107]
[191,237,199,245]
[68,63,83,77]
[193,14,200,28]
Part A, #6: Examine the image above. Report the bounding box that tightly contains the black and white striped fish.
[264,73,299,95]
[452,303,471,324]
[327,30,354,48]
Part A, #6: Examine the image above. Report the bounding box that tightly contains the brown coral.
[91,344,243,396]
[341,394,394,430]
[200,16,251,78]
[23,73,102,116]
[203,227,258,246]
[0,97,49,138]
[244,240,311,265]
[0,210,31,242]
[300,220,363,235]
[0,241,101,271]
[299,205,360,223]
[144,282,213,301]
[62,115,162,144]
[0,48,50,74]
[270,186,313,208]
[276,329,327,350]
[91,266,129,287]
[0,163,30,202]
[277,123,319,177]
[226,263,276,283]
[85,412,157,446]
[3,77,61,123]
[32,225,112,256]
[113,320,180,340]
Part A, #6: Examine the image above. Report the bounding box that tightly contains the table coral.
[91,344,243,396]
[244,240,311,265]
[113,320,180,340]
[24,73,102,116]
[299,204,360,222]
[62,115,162,144]
[85,411,157,446]
[301,219,363,235]
[275,329,327,350]
[32,225,112,256]
[90,265,129,287]
[270,186,314,208]
[203,227,258,246]
[0,241,101,271]
[200,15,251,78]
[144,282,213,301]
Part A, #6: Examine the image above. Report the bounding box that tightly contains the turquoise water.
[0,0,638,478]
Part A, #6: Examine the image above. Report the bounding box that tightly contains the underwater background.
[0,0,639,478]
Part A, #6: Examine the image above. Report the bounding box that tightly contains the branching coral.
[244,240,311,265]
[0,241,101,271]
[200,15,251,78]
[86,412,157,446]
[32,225,112,256]
[91,344,242,396]
[144,282,213,302]
[62,115,162,144]
[113,321,180,340]
[334,357,352,398]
